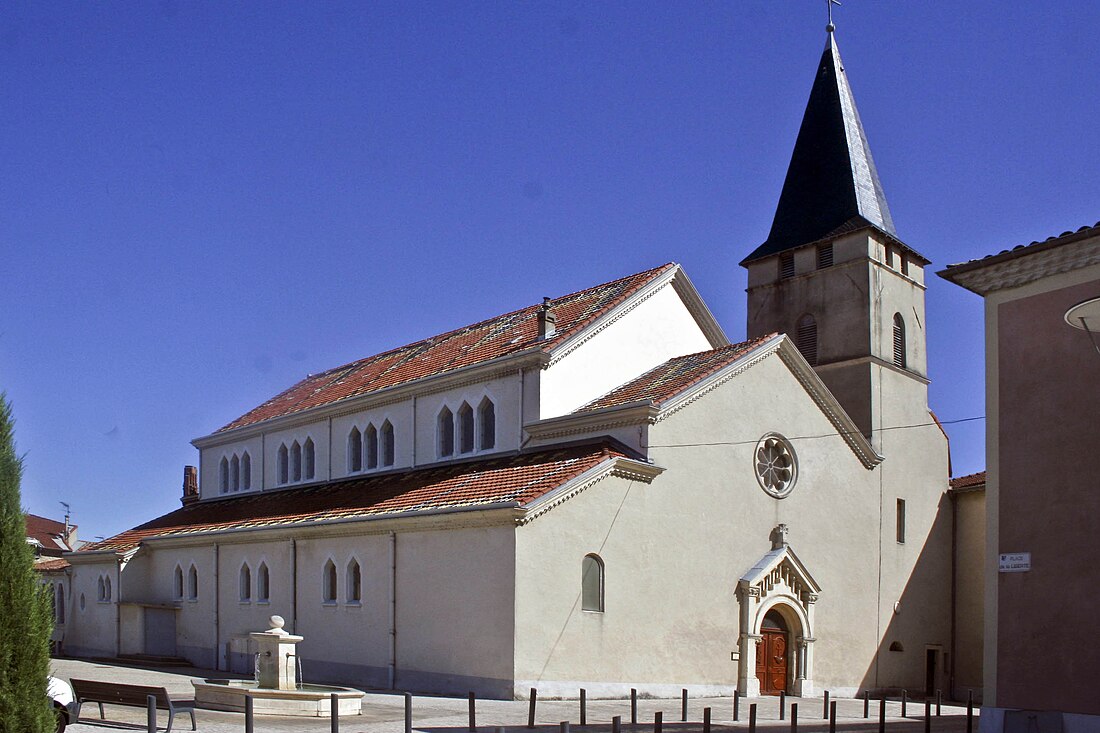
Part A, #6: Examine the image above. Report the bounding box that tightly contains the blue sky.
[3,2,1098,540]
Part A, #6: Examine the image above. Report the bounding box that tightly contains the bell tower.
[742,27,931,440]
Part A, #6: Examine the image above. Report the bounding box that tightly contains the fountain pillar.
[250,615,303,691]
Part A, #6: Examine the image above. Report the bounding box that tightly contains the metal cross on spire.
[827,0,841,32]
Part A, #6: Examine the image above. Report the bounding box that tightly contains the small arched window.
[187,565,198,600]
[458,402,474,454]
[323,560,337,603]
[438,407,454,457]
[796,314,818,366]
[303,438,315,480]
[174,566,184,600]
[365,424,378,469]
[56,584,65,624]
[892,313,907,368]
[230,454,240,492]
[346,559,362,604]
[290,441,302,482]
[219,457,229,493]
[241,452,252,490]
[257,562,270,602]
[277,444,289,485]
[381,421,395,467]
[348,427,363,472]
[581,554,604,612]
[478,398,496,450]
[239,564,252,602]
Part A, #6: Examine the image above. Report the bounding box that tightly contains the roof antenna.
[827,0,841,33]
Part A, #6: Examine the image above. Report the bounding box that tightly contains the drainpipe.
[389,531,397,689]
[213,543,220,671]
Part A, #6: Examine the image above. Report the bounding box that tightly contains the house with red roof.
[61,26,972,701]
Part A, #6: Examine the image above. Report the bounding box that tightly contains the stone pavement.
[52,658,978,733]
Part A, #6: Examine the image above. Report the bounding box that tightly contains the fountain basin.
[192,679,364,717]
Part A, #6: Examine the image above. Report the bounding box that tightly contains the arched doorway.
[755,609,789,695]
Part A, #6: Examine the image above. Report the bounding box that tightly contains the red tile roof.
[24,513,76,553]
[950,471,986,490]
[217,264,677,433]
[79,443,631,553]
[577,335,777,412]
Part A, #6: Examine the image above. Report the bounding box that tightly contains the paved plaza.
[52,658,978,733]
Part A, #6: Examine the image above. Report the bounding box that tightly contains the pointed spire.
[743,31,898,263]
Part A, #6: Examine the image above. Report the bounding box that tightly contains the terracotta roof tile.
[217,264,676,433]
[79,443,629,553]
[576,335,776,412]
[950,471,986,490]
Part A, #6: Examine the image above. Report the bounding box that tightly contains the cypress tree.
[0,394,55,732]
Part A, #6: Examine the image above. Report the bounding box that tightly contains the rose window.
[755,433,797,498]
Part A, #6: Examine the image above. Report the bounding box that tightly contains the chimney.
[537,297,557,339]
[182,465,199,505]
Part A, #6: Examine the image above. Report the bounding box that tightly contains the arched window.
[365,424,378,469]
[230,454,240,492]
[239,564,251,602]
[187,565,198,600]
[346,559,361,604]
[458,402,474,454]
[277,444,289,485]
[438,407,454,457]
[219,457,229,493]
[174,566,184,600]
[97,577,105,602]
[241,452,252,490]
[892,313,907,368]
[581,554,604,612]
[381,421,395,467]
[56,584,65,624]
[478,398,496,450]
[348,427,363,472]
[303,438,315,480]
[104,576,112,602]
[323,560,337,603]
[257,563,270,602]
[290,441,302,482]
[796,314,818,366]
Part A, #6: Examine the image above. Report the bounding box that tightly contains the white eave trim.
[517,456,665,525]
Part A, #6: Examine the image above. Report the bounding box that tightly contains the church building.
[63,27,960,700]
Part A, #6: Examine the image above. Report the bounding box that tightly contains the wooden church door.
[756,611,789,695]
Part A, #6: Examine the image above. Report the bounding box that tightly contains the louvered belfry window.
[780,252,795,279]
[893,313,906,368]
[796,314,818,365]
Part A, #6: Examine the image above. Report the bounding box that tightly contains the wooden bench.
[70,678,197,733]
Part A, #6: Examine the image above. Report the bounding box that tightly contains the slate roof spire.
[743,28,900,263]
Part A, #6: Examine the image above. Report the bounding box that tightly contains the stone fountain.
[192,615,365,717]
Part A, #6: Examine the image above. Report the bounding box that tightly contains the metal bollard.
[749,703,757,733]
[936,690,942,716]
[823,690,829,720]
[405,692,413,733]
[470,692,477,732]
[879,697,886,733]
[925,699,931,733]
[967,693,974,733]
[902,689,908,719]
[631,689,638,725]
[613,715,621,733]
[332,692,340,733]
[829,701,836,733]
[791,703,798,733]
[147,695,156,733]
[655,711,663,733]
[734,689,740,722]
[245,694,254,733]
[864,690,870,719]
[704,707,712,733]
[780,691,786,720]
[682,689,688,722]
[581,688,587,726]
[528,688,538,729]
